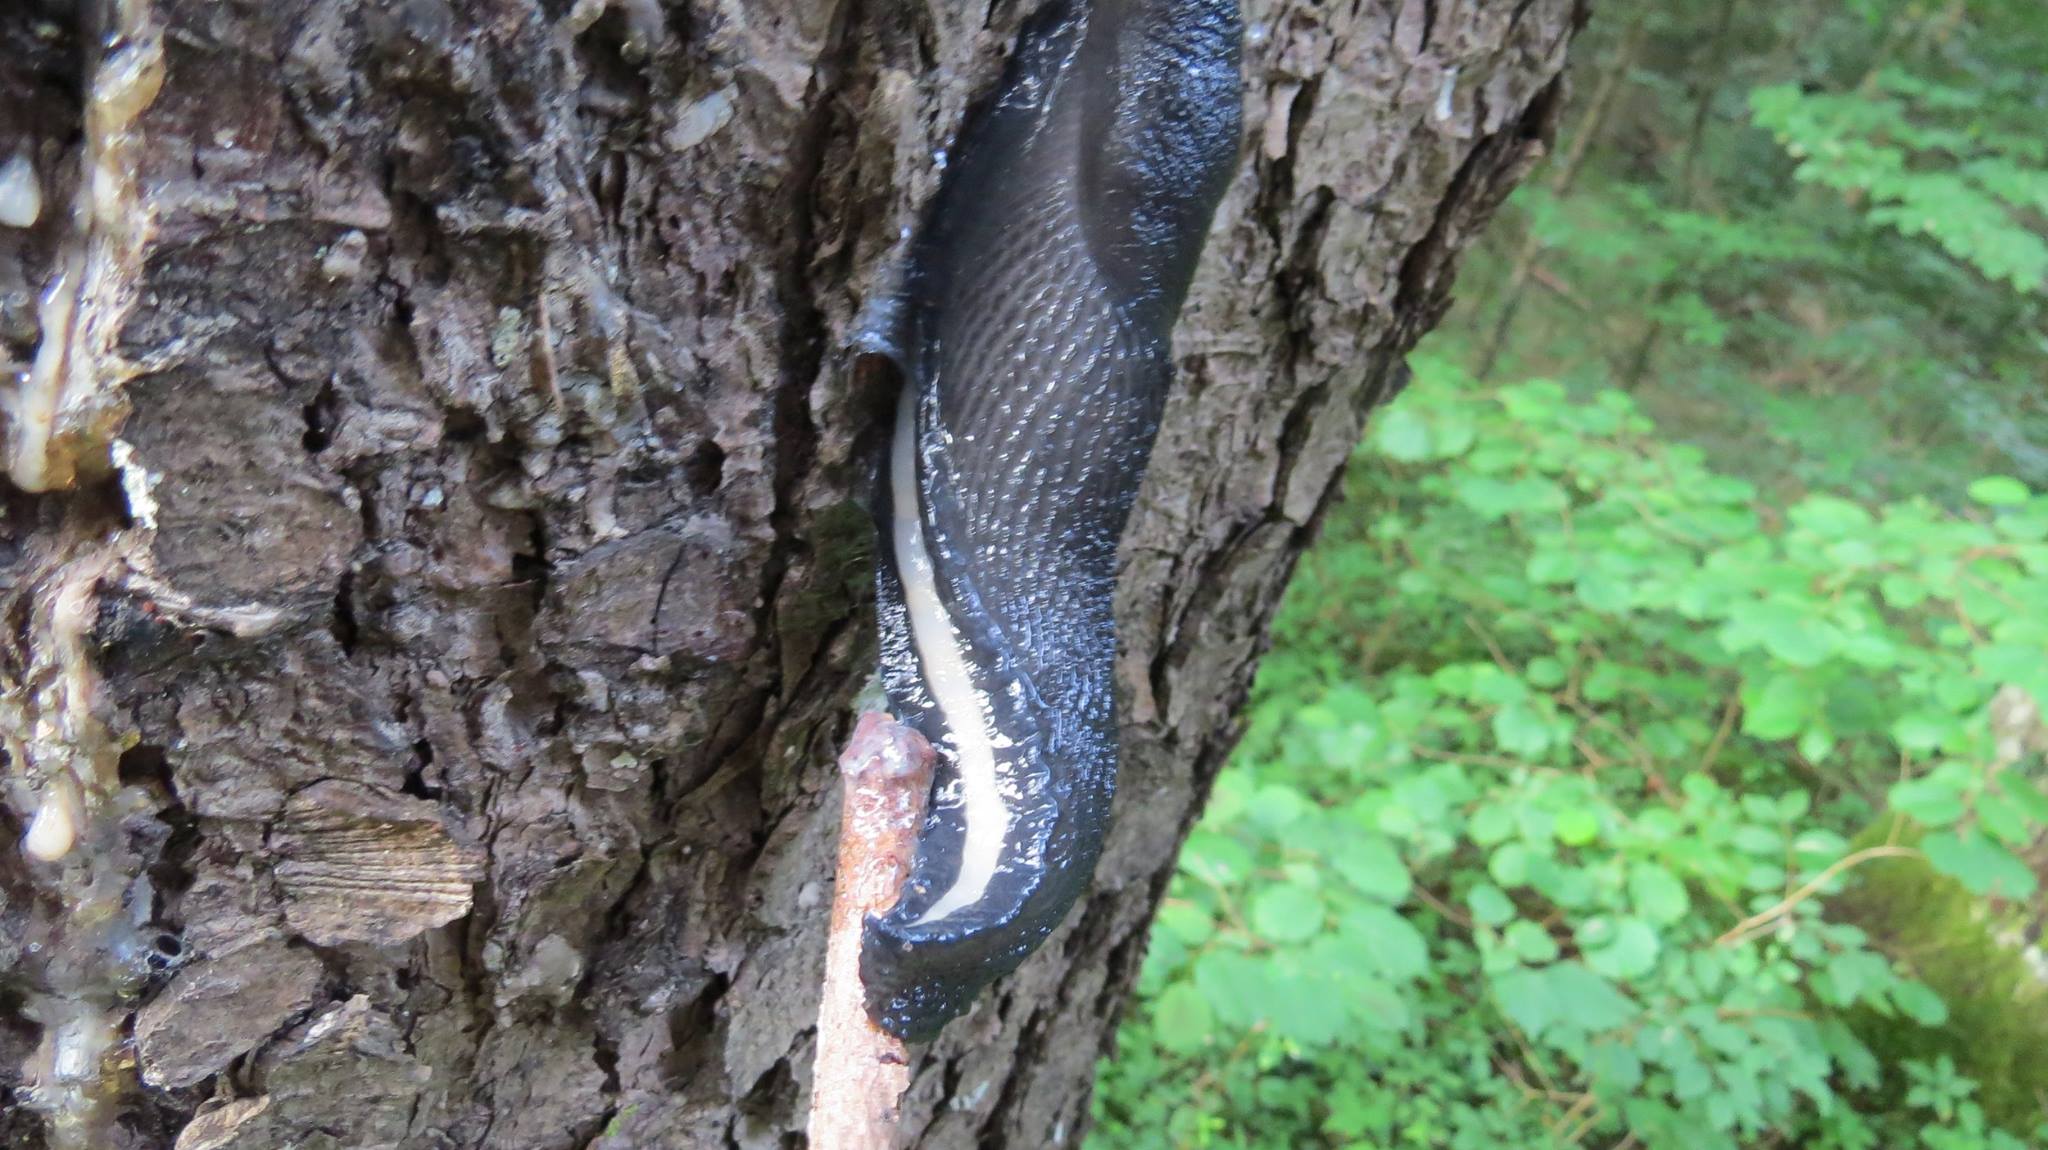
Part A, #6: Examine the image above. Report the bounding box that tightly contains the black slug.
[859,0,1242,1041]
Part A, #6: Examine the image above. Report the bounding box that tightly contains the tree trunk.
[1831,688,2048,1130]
[0,1,1581,1147]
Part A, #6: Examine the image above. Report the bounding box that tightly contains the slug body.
[861,0,1241,1041]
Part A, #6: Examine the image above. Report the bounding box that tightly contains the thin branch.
[1695,691,1740,777]
[1408,880,1475,930]
[809,712,936,1150]
[1713,845,1921,949]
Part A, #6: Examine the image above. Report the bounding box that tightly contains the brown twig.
[1713,845,1921,949]
[808,712,936,1150]
[1407,880,1475,930]
[1695,690,1740,778]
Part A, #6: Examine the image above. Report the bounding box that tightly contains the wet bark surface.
[0,0,1581,1146]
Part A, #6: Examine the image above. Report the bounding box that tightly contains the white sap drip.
[0,152,41,228]
[890,387,1009,925]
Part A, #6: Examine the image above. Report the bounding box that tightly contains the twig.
[1408,880,1475,930]
[1696,691,1740,777]
[808,712,936,1150]
[1554,1092,1602,1146]
[1713,845,1921,949]
[1463,614,1516,674]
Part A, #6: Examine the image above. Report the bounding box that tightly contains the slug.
[860,0,1242,1041]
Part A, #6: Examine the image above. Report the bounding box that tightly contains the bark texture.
[0,0,1581,1146]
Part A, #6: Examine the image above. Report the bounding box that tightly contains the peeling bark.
[0,0,1582,1146]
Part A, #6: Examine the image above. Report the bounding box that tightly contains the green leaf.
[1732,824,1783,854]
[1340,904,1432,982]
[1467,883,1516,928]
[1491,967,1560,1039]
[1152,981,1214,1054]
[1976,789,2032,846]
[1629,862,1691,925]
[1492,702,1555,758]
[1881,573,1930,608]
[1890,979,1951,1027]
[1372,405,1434,463]
[1890,712,1959,753]
[1253,953,1355,1045]
[1248,783,1310,829]
[1190,949,1264,1029]
[1993,774,2048,824]
[1115,251,2048,1138]
[1920,828,2038,897]
[1819,949,1893,1007]
[1525,656,1568,689]
[1584,1041,1645,1094]
[1554,807,1600,846]
[1330,833,1412,903]
[1741,673,1820,740]
[1888,777,1967,827]
[1504,919,1560,963]
[1576,571,1638,614]
[1250,882,1327,943]
[1455,476,1565,520]
[1763,620,1838,667]
[1180,832,1254,888]
[1154,902,1215,948]
[1493,962,1637,1039]
[1351,975,1412,1034]
[1582,917,1661,980]
[1728,599,1841,667]
[1527,550,1580,585]
[1968,476,2031,507]
[1489,843,1532,886]
[1584,664,1629,703]
[1975,643,2048,698]
[1791,495,1874,537]
[1469,804,1517,846]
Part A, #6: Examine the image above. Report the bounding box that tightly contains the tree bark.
[0,1,1581,1147]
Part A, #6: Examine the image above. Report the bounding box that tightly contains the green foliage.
[1831,819,2048,1128]
[1090,3,2048,1146]
[1750,71,2048,293]
[1091,361,2048,1149]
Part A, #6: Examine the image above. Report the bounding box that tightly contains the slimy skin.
[861,0,1241,1042]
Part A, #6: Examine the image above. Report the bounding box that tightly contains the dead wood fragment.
[274,780,483,948]
[807,711,934,1150]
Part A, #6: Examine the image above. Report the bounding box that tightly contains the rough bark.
[0,0,1581,1147]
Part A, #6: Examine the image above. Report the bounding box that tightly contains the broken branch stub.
[808,711,934,1150]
